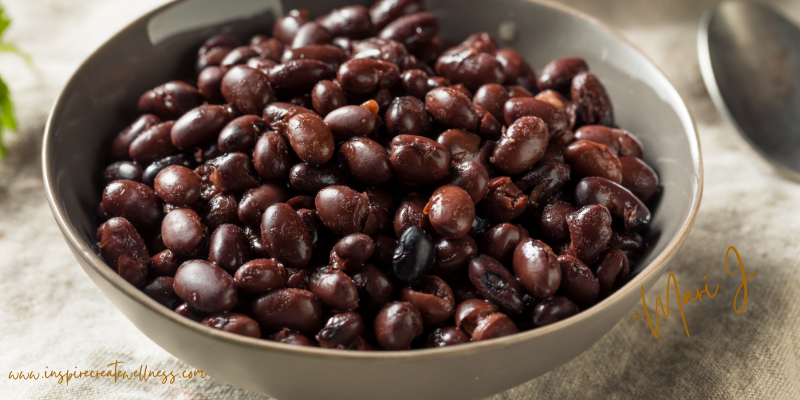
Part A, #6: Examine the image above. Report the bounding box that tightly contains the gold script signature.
[632,246,756,338]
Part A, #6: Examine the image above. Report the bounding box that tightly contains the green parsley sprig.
[0,4,31,157]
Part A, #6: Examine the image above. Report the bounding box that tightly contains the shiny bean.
[385,96,431,137]
[431,235,477,277]
[99,217,151,286]
[609,229,644,262]
[513,238,561,299]
[154,165,201,206]
[476,177,528,222]
[449,274,482,304]
[218,115,266,153]
[390,134,450,186]
[102,180,163,230]
[129,121,179,165]
[330,233,375,271]
[317,5,373,39]
[250,131,290,182]
[317,312,365,348]
[566,204,612,265]
[620,156,659,204]
[269,59,335,94]
[281,44,348,70]
[471,312,519,341]
[426,326,470,347]
[161,209,208,258]
[311,80,347,116]
[207,224,251,273]
[574,125,643,158]
[141,277,182,309]
[440,161,489,205]
[137,81,203,120]
[530,295,579,328]
[337,58,400,95]
[315,185,374,236]
[424,185,475,239]
[201,193,238,232]
[201,312,261,338]
[369,0,424,30]
[252,38,284,62]
[564,139,622,183]
[261,203,312,268]
[399,275,455,326]
[286,113,335,165]
[437,129,481,163]
[571,72,614,126]
[364,187,395,234]
[425,87,480,131]
[374,301,424,350]
[273,9,309,45]
[392,226,434,285]
[308,266,360,312]
[495,48,536,88]
[595,248,630,298]
[473,84,509,123]
[434,46,505,92]
[102,161,143,186]
[539,202,576,245]
[174,260,237,313]
[109,114,161,161]
[400,69,429,98]
[252,288,322,335]
[197,153,259,196]
[537,57,588,95]
[351,264,395,311]
[196,47,231,74]
[292,22,332,48]
[323,105,376,140]
[479,223,524,265]
[574,177,651,231]
[290,162,350,193]
[379,12,437,52]
[197,66,225,104]
[393,192,429,237]
[461,32,497,54]
[557,255,599,308]
[468,255,524,314]
[171,105,233,150]
[534,89,576,129]
[174,303,203,321]
[513,161,571,212]
[233,259,286,296]
[269,328,316,346]
[220,46,260,71]
[238,184,290,228]
[503,97,568,139]
[454,299,498,335]
[149,249,181,278]
[491,116,548,175]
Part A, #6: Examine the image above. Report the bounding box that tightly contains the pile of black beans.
[96,0,659,351]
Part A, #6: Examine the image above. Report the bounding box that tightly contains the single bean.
[154,165,201,206]
[201,193,238,232]
[207,224,251,273]
[503,97,568,139]
[574,177,651,231]
[317,312,365,348]
[268,59,335,94]
[220,46,261,71]
[330,233,375,271]
[566,204,612,265]
[379,12,438,52]
[620,156,659,203]
[426,326,470,348]
[197,66,225,104]
[513,238,561,299]
[424,185,475,239]
[495,48,536,88]
[571,72,614,126]
[473,83,509,123]
[196,153,259,196]
[308,266,360,312]
[385,96,431,137]
[317,5,373,39]
[252,288,322,335]
[174,303,203,321]
[137,81,203,120]
[261,203,312,268]
[173,260,237,313]
[530,295,579,328]
[479,223,524,265]
[311,80,347,116]
[99,217,151,287]
[476,177,528,222]
[537,57,588,95]
[323,105,376,140]
[425,87,480,131]
[557,255,599,308]
[201,312,261,338]
[292,22,332,48]
[431,235,477,277]
[273,9,309,45]
[102,161,143,186]
[491,116,549,175]
[468,255,524,314]
[149,249,181,278]
[390,134,451,186]
[129,121,179,165]
[337,58,400,95]
[218,115,266,153]
[161,209,208,258]
[315,185,374,236]
[435,46,505,92]
[281,44,348,70]
[351,264,395,311]
[374,301,424,350]
[109,114,161,161]
[196,47,232,74]
[369,0,424,31]
[233,259,286,296]
[102,180,162,230]
[392,226,434,285]
[594,248,630,298]
[471,313,519,341]
[285,113,335,165]
[564,139,622,183]
[141,277,182,309]
[399,275,455,326]
[171,105,233,150]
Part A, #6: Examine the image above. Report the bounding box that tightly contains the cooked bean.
[503,97,568,139]
[393,192,429,237]
[324,105,376,140]
[385,96,431,137]
[102,180,163,230]
[539,202,576,245]
[471,313,519,341]
[351,264,395,311]
[369,0,424,30]
[149,249,180,278]
[109,114,161,161]
[400,69,429,98]
[620,156,659,203]
[154,165,201,206]
[317,312,365,348]
[174,260,237,313]
[574,125,644,158]
[260,203,312,268]
[337,58,400,95]
[161,209,208,258]
[129,121,179,165]
[233,259,286,296]
[201,312,261,338]
[476,177,528,222]
[537,57,588,95]
[308,266,359,312]
[574,177,651,231]
[379,11,437,52]
[172,105,234,151]
[513,238,561,299]
[461,32,497,54]
[392,226,434,285]
[495,48,536,88]
[291,22,332,48]
[564,139,622,183]
[252,288,322,335]
[268,59,335,94]
[571,72,614,126]
[289,162,350,193]
[196,47,231,74]
[566,204,612,265]
[424,185,475,239]
[437,129,481,163]
[390,134,450,186]
[174,303,203,321]
[439,161,489,205]
[285,113,335,165]
[99,217,151,287]
[431,235,477,277]
[317,5,373,39]
[436,46,505,91]
[251,131,291,182]
[238,184,290,228]
[137,81,203,120]
[196,153,259,197]
[374,301,424,350]
[473,84,509,123]
[273,9,309,45]
[311,80,347,116]
[315,185,374,236]
[513,161,571,212]
[141,277,182,309]
[200,193,238,232]
[557,255,599,308]
[218,115,266,153]
[454,299,498,335]
[207,224,251,273]
[468,255,524,314]
[281,44,347,70]
[479,223,524,265]
[364,187,396,234]
[530,295,580,328]
[330,233,375,271]
[426,326,470,347]
[425,87,480,131]
[491,116,549,175]
[102,161,143,186]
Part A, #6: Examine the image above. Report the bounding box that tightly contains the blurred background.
[1,0,799,399]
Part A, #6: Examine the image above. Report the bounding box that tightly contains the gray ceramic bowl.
[43,0,702,399]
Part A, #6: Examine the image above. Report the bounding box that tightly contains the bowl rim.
[42,0,704,360]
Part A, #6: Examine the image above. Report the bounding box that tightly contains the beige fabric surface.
[1,0,799,398]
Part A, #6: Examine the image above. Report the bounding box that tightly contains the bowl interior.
[45,0,700,359]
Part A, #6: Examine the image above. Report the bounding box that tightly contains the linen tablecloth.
[2,0,799,398]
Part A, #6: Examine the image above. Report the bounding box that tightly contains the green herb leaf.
[0,76,13,157]
[0,43,31,66]
[0,6,10,38]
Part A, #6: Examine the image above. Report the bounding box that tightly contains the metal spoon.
[699,1,800,178]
